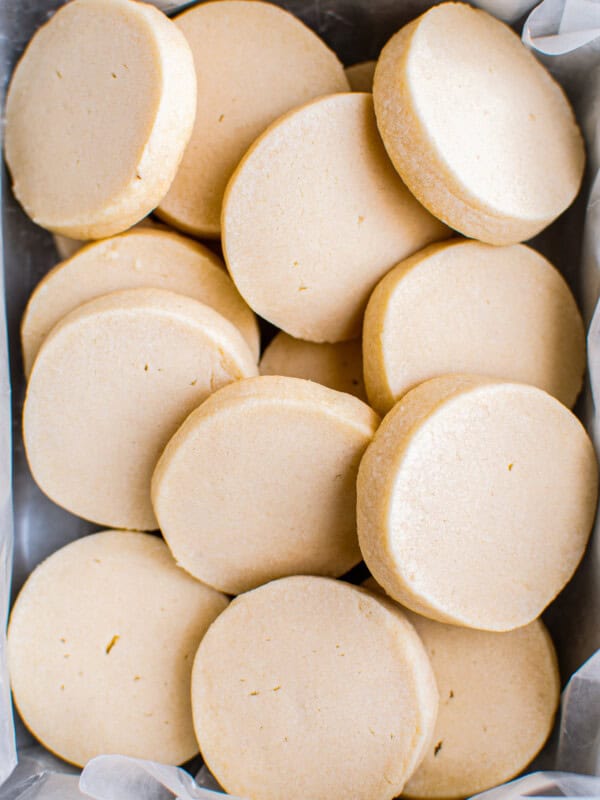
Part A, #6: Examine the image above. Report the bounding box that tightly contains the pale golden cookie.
[152,376,379,594]
[260,332,366,401]
[345,61,376,91]
[363,240,585,414]
[223,93,447,342]
[52,216,164,261]
[357,376,598,631]
[24,288,257,530]
[373,3,585,244]
[23,228,259,377]
[364,579,559,799]
[191,576,438,800]
[5,0,196,239]
[156,0,348,237]
[8,531,228,767]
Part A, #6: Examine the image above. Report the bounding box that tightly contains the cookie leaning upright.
[191,576,439,800]
[357,375,598,631]
[152,376,379,594]
[8,531,228,767]
[23,289,257,531]
[373,3,585,244]
[223,93,448,343]
[156,0,349,237]
[4,0,196,240]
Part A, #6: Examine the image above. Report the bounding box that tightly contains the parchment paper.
[0,0,599,797]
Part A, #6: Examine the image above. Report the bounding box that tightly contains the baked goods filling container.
[1,0,600,798]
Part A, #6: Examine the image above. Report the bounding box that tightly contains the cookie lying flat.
[223,93,447,342]
[260,332,366,401]
[192,576,438,800]
[8,531,228,767]
[5,0,196,240]
[363,240,585,414]
[345,60,376,91]
[22,228,259,377]
[156,0,348,237]
[364,579,559,798]
[152,376,379,594]
[357,376,598,631]
[373,3,584,244]
[24,289,257,530]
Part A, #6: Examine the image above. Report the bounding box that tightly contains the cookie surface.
[357,376,598,631]
[24,288,257,530]
[52,216,163,261]
[223,93,447,342]
[156,0,348,237]
[373,3,584,244]
[8,531,228,767]
[260,332,366,401]
[5,0,196,240]
[363,240,585,414]
[192,576,438,800]
[23,228,259,376]
[364,579,559,798]
[152,376,379,593]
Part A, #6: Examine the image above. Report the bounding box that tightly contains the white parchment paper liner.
[0,0,599,797]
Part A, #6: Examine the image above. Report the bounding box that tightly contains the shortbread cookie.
[152,376,379,593]
[5,0,196,239]
[8,531,228,767]
[24,289,257,530]
[357,376,598,631]
[53,216,163,261]
[363,579,559,798]
[260,332,366,400]
[191,576,438,800]
[22,228,259,376]
[223,93,447,342]
[363,240,585,414]
[345,60,376,91]
[373,3,585,244]
[156,0,348,237]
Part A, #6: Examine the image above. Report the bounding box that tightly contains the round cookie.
[363,240,585,414]
[191,576,438,800]
[156,0,348,237]
[373,3,585,244]
[345,60,376,92]
[24,288,257,530]
[363,579,559,798]
[260,332,366,401]
[8,531,228,767]
[22,228,259,377]
[52,216,164,261]
[152,376,379,594]
[5,0,196,239]
[357,375,598,631]
[223,93,447,342]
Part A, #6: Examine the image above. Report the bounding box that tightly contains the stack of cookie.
[5,1,597,799]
